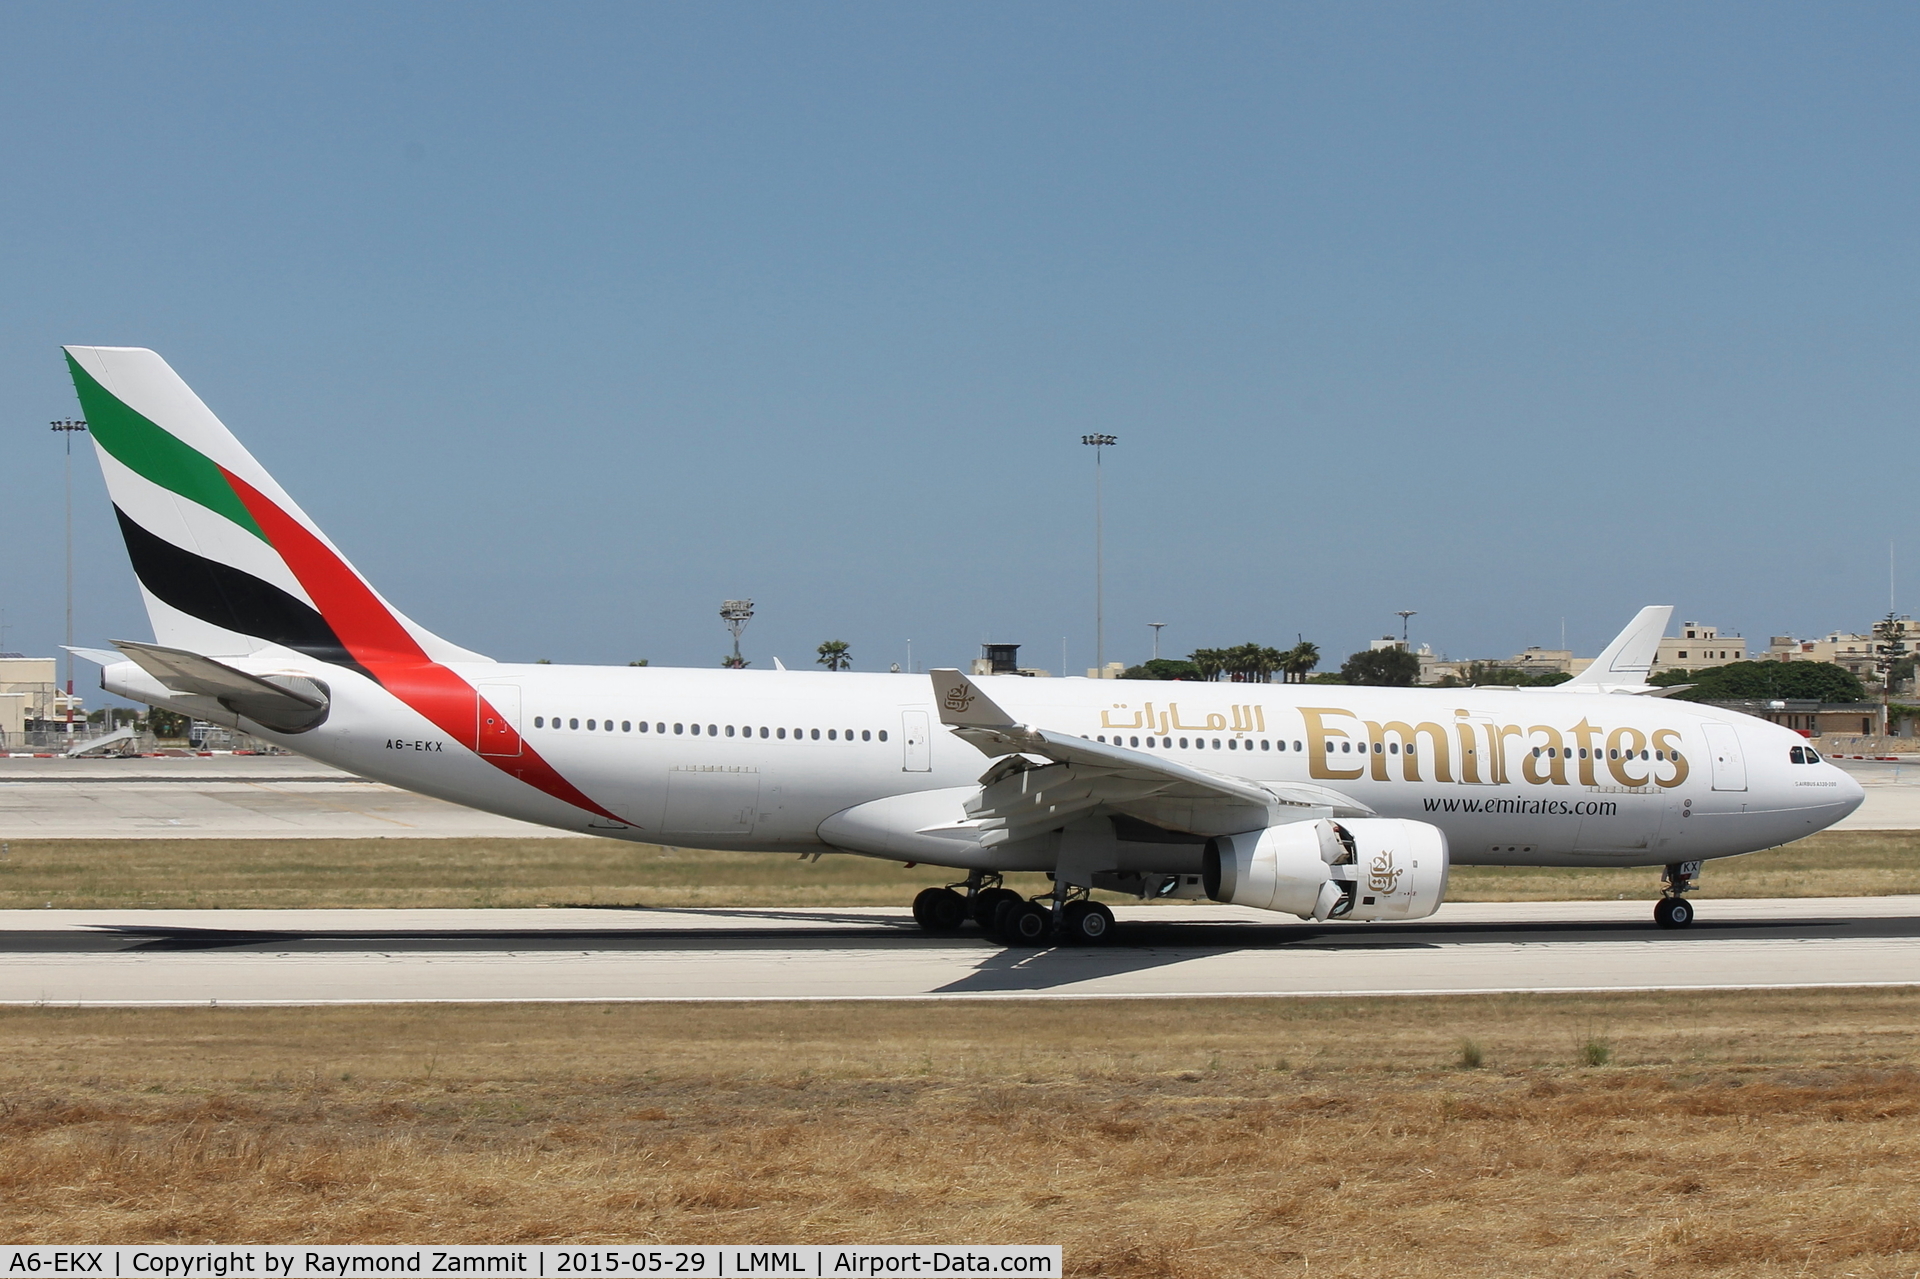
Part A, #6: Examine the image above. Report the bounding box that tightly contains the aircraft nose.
[1833,765,1867,819]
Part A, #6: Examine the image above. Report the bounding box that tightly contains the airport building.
[1650,622,1747,676]
[0,655,81,743]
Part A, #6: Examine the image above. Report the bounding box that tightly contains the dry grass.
[0,829,1915,909]
[5,991,1920,1275]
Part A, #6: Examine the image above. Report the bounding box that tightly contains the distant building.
[1718,699,1886,739]
[0,655,80,738]
[1650,622,1747,676]
[1419,645,1593,686]
[1763,617,1919,686]
[969,643,1052,678]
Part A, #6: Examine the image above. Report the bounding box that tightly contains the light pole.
[719,600,754,668]
[1082,434,1117,674]
[1149,622,1166,662]
[51,419,88,731]
[1396,610,1417,645]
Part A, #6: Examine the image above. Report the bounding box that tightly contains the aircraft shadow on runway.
[0,912,1905,979]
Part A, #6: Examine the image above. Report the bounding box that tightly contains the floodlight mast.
[720,599,754,667]
[1396,610,1417,644]
[51,419,88,729]
[1082,434,1117,674]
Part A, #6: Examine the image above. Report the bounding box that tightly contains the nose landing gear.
[1654,861,1701,928]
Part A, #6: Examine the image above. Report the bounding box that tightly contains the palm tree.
[1281,641,1320,683]
[1189,648,1226,682]
[816,640,852,671]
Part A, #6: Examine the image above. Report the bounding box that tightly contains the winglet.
[929,668,1018,728]
[1560,605,1673,690]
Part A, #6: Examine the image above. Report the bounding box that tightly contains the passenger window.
[1227,739,1236,750]
[1213,739,1222,749]
[1261,740,1270,751]
[674,723,684,734]
[1339,741,1350,753]
[708,725,717,736]
[829,730,838,741]
[1179,738,1189,749]
[1390,743,1399,755]
[726,725,736,737]
[570,718,580,730]
[777,728,787,739]
[621,721,631,732]
[534,716,544,728]
[878,730,888,741]
[640,721,649,733]
[862,730,871,741]
[1295,741,1305,752]
[810,728,820,740]
[1405,744,1415,756]
[761,727,770,738]
[1372,742,1382,754]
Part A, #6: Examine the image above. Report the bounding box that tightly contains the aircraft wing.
[927,668,1370,845]
[1548,604,1672,694]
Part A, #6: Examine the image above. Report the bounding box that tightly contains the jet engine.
[1203,818,1448,921]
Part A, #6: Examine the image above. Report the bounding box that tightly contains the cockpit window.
[1790,746,1805,764]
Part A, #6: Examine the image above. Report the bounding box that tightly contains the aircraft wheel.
[999,901,1053,947]
[971,887,1021,930]
[913,887,968,933]
[1061,900,1116,945]
[1653,897,1695,928]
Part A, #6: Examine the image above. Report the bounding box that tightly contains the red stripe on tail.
[221,469,630,826]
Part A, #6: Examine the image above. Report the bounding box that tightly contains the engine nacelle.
[1203,818,1449,921]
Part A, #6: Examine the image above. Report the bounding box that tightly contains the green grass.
[0,829,1912,910]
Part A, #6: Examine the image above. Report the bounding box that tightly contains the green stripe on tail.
[66,353,266,541]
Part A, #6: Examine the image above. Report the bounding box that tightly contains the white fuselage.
[115,659,1865,871]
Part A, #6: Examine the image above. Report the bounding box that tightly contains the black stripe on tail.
[114,506,369,675]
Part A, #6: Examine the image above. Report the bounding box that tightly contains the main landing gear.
[908,872,1115,946]
[1653,861,1701,928]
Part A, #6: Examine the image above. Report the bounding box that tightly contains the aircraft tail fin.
[1559,605,1672,691]
[63,346,488,667]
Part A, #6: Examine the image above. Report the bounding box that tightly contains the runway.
[3,896,1917,1005]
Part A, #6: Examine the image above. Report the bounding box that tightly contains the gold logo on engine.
[1367,850,1402,894]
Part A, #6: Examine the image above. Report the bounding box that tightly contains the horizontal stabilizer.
[113,639,330,733]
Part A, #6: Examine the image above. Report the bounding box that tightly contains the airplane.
[60,345,1865,945]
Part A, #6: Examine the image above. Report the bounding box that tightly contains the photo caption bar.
[0,1248,1060,1279]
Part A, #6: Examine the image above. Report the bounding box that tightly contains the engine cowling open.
[1203,818,1449,921]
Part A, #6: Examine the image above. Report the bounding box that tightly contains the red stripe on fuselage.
[221,469,629,826]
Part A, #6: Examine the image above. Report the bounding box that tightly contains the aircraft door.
[902,711,932,772]
[1457,716,1501,784]
[476,685,522,757]
[1702,722,1747,792]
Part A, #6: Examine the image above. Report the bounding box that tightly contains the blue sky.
[3,3,1917,679]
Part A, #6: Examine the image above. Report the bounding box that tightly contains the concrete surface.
[1,897,1915,1005]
